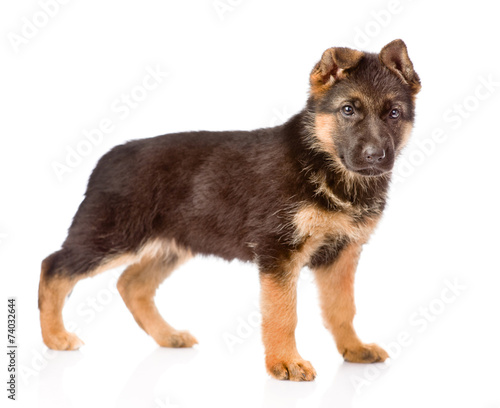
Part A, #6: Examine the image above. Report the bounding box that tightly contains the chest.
[291,204,381,268]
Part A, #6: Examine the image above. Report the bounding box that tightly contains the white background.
[1,1,500,407]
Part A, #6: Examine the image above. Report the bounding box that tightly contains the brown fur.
[380,39,421,95]
[39,39,420,381]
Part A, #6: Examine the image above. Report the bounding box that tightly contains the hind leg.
[117,246,197,348]
[39,249,133,350]
[39,264,84,350]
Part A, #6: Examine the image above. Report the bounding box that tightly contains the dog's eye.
[389,108,400,119]
[342,105,354,116]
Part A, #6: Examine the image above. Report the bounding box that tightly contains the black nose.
[363,145,386,164]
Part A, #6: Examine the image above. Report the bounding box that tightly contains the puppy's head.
[308,39,421,177]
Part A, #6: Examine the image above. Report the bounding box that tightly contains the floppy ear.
[379,39,421,94]
[310,47,364,98]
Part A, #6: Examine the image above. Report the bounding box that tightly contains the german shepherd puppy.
[39,39,420,381]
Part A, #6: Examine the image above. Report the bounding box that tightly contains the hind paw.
[43,331,84,351]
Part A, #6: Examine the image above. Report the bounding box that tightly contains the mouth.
[338,156,392,177]
[350,167,389,176]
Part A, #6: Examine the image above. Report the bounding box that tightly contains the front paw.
[342,343,389,363]
[266,358,317,381]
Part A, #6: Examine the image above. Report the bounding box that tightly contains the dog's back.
[60,120,306,268]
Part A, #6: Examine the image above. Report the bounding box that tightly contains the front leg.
[259,270,316,381]
[313,243,389,363]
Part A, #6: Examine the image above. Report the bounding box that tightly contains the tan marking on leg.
[260,272,316,381]
[117,240,197,348]
[313,243,388,363]
[259,233,327,381]
[39,252,139,350]
[39,238,187,350]
[262,203,382,378]
[39,272,83,350]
